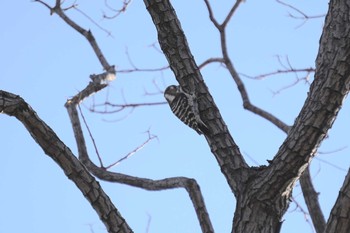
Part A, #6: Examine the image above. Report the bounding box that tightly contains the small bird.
[164,85,210,135]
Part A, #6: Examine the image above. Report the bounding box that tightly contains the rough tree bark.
[1,0,350,233]
[144,0,350,232]
[0,91,132,233]
[324,168,350,233]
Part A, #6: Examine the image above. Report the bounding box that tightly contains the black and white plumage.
[164,85,210,135]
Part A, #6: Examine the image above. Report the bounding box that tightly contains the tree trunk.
[324,169,350,233]
[144,0,350,232]
[3,0,349,232]
[233,193,284,233]
[0,91,133,233]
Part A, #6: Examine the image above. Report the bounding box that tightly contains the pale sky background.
[2,1,349,233]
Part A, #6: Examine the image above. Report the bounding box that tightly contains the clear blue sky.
[2,1,348,233]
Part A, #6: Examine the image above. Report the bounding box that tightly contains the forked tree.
[1,0,350,233]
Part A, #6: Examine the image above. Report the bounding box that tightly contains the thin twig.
[105,131,157,169]
[90,101,167,114]
[103,0,131,19]
[276,0,326,28]
[198,57,225,69]
[203,0,220,28]
[241,68,315,80]
[276,0,325,20]
[317,146,348,155]
[78,104,104,168]
[35,0,113,71]
[73,6,113,37]
[314,157,347,172]
[148,41,163,54]
[117,66,169,73]
[289,196,316,233]
[222,0,245,28]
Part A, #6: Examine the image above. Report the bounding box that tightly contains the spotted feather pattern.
[165,86,210,135]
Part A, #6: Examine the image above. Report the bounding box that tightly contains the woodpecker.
[164,85,210,135]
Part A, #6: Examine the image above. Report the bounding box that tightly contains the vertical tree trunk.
[233,195,283,233]
[232,0,350,232]
[143,0,350,232]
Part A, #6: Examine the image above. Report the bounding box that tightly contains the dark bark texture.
[0,91,132,233]
[144,0,350,232]
[300,167,326,233]
[2,0,350,232]
[324,168,350,233]
[143,0,249,197]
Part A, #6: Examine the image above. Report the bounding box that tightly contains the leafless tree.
[1,0,350,233]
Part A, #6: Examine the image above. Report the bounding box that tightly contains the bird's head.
[164,85,179,103]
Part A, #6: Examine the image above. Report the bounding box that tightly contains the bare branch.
[314,157,347,172]
[276,0,326,28]
[276,0,326,20]
[61,1,78,11]
[203,0,245,30]
[198,57,225,69]
[117,66,169,73]
[78,104,104,168]
[300,167,326,233]
[0,90,132,233]
[66,73,113,106]
[145,213,152,233]
[203,1,326,232]
[103,0,132,19]
[315,146,349,172]
[66,98,215,233]
[49,4,215,223]
[317,146,348,155]
[269,2,350,232]
[240,56,315,95]
[243,151,260,166]
[225,54,291,132]
[105,131,157,169]
[324,168,350,233]
[80,100,157,169]
[203,0,220,29]
[269,76,309,97]
[289,196,315,233]
[241,67,315,80]
[116,47,170,73]
[35,0,114,71]
[73,5,113,37]
[145,0,249,196]
[89,101,166,114]
[203,0,290,132]
[147,41,163,54]
[221,0,245,29]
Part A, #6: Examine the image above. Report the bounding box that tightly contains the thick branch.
[144,0,249,196]
[270,0,350,186]
[0,90,132,233]
[232,1,349,228]
[203,1,347,232]
[253,2,350,223]
[299,167,326,233]
[324,168,350,233]
[66,96,214,233]
[64,67,214,232]
[203,1,328,232]
[36,0,214,230]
